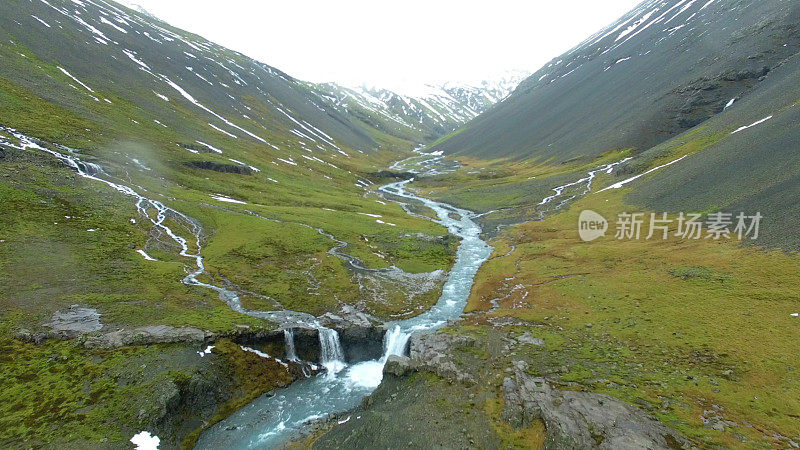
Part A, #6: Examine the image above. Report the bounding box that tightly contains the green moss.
[0,339,172,445]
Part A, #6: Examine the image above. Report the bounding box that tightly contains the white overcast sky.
[122,0,642,91]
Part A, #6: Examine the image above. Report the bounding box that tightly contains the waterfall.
[381,325,411,362]
[318,327,346,376]
[284,329,298,361]
[195,150,496,449]
[76,161,103,176]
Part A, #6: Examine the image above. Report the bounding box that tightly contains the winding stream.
[195,153,493,448]
[2,127,493,449]
[4,127,635,448]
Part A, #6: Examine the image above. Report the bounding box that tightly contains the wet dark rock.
[291,327,321,362]
[286,359,323,379]
[183,160,252,175]
[339,326,386,363]
[502,366,694,449]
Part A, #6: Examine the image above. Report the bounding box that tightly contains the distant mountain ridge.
[307,70,529,144]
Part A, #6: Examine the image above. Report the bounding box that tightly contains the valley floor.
[0,133,455,448]
[305,159,800,449]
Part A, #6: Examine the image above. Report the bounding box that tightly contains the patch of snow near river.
[130,431,160,449]
[211,194,246,204]
[136,249,157,261]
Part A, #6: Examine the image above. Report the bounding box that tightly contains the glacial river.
[1,125,493,449]
[5,126,625,449]
[195,153,493,448]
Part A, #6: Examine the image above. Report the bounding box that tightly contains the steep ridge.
[628,46,800,249]
[433,0,800,163]
[0,0,381,154]
[424,0,800,248]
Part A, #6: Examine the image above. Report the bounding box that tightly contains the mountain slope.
[434,0,799,163]
[0,0,387,154]
[426,0,800,249]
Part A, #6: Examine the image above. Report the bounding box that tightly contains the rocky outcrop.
[371,170,415,180]
[319,305,386,362]
[84,325,213,349]
[149,339,294,449]
[183,160,252,175]
[36,303,387,366]
[45,305,102,339]
[515,332,545,347]
[382,355,413,378]
[502,362,694,449]
[408,332,476,383]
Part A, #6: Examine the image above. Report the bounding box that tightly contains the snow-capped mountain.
[307,71,529,143]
